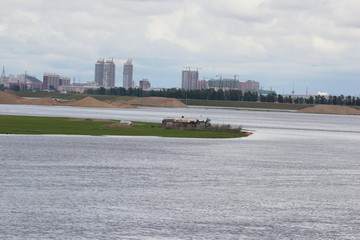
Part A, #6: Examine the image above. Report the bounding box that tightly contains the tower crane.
[233,74,240,89]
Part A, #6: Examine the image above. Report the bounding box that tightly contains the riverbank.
[0,115,248,138]
[0,91,186,108]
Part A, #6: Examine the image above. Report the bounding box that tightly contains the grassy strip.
[0,115,247,138]
[14,92,310,110]
[13,92,135,102]
[180,99,312,110]
[13,92,317,110]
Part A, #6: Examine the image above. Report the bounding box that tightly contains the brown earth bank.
[0,92,134,108]
[0,91,186,109]
[0,91,21,104]
[122,97,187,108]
[63,96,134,108]
[298,105,360,115]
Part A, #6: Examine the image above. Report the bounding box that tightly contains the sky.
[1,0,360,95]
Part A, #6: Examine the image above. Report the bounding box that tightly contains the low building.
[139,79,151,89]
[162,117,207,129]
[1,73,42,90]
[239,80,259,92]
[42,73,70,91]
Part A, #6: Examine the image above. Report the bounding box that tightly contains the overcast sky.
[1,0,360,95]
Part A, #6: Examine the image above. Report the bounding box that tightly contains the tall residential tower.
[123,59,133,89]
[181,69,199,90]
[94,58,115,88]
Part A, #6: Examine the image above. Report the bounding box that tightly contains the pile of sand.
[298,105,360,115]
[64,96,123,108]
[0,91,21,104]
[125,97,187,108]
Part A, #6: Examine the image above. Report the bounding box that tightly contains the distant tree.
[295,97,305,104]
[0,84,4,91]
[338,95,345,105]
[260,94,266,102]
[356,97,360,106]
[320,96,327,104]
[308,96,314,104]
[243,92,251,101]
[289,96,293,103]
[228,90,240,101]
[266,93,276,102]
[351,97,356,106]
[345,95,352,106]
[277,94,284,103]
[97,87,106,95]
[11,84,20,92]
[332,96,338,105]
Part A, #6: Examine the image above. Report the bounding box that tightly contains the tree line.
[86,87,360,106]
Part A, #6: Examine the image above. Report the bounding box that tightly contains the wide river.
[1,104,360,239]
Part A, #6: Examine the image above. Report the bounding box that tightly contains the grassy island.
[0,115,248,138]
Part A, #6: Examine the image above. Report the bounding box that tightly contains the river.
[1,104,359,239]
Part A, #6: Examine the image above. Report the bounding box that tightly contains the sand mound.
[125,97,187,108]
[0,91,21,104]
[65,96,119,108]
[298,105,360,115]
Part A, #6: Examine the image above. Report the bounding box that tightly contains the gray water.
[1,105,360,239]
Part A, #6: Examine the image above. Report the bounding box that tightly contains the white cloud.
[313,36,343,54]
[0,0,360,94]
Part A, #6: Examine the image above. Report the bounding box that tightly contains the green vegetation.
[14,89,360,111]
[180,99,312,110]
[13,92,134,102]
[0,115,247,138]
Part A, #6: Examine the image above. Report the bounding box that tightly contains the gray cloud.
[0,0,359,95]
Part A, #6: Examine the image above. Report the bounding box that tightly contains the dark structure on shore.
[162,117,209,129]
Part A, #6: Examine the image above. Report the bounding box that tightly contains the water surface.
[1,105,360,239]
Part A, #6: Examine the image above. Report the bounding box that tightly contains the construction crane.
[183,66,201,72]
[216,74,223,89]
[233,74,240,89]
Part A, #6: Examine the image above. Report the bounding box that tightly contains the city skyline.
[123,59,133,89]
[94,58,116,88]
[1,1,360,95]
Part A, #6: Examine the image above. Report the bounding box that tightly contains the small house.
[162,117,207,129]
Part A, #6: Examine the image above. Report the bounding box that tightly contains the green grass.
[0,115,247,138]
[180,99,312,110]
[13,92,135,102]
[13,92,310,110]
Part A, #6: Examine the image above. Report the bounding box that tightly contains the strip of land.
[2,91,360,114]
[0,91,186,108]
[0,115,248,138]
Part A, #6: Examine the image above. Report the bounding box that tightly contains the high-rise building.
[207,79,240,90]
[123,59,133,89]
[94,58,115,88]
[198,79,207,90]
[139,79,151,89]
[95,59,105,86]
[181,70,199,90]
[104,59,115,88]
[239,80,260,92]
[0,66,6,84]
